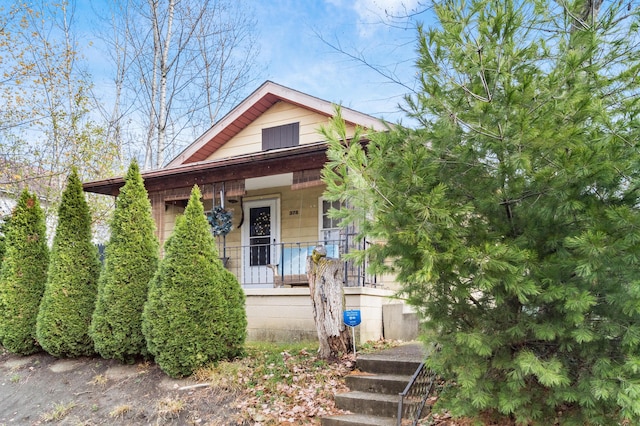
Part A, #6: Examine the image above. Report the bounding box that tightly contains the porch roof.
[82,142,329,197]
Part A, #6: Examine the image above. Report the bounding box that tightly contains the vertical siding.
[262,122,300,150]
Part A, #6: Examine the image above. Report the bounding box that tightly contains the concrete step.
[335,391,400,418]
[323,343,428,426]
[345,373,411,395]
[356,355,422,376]
[321,413,396,426]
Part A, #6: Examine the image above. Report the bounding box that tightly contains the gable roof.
[167,80,388,166]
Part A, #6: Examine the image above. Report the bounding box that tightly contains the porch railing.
[216,236,378,288]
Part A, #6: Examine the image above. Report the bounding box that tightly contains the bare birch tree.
[98,0,261,169]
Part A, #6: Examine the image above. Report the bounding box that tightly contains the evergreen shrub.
[142,185,246,378]
[90,160,159,362]
[37,168,101,357]
[0,190,49,354]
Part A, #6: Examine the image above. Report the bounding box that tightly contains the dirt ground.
[0,348,239,425]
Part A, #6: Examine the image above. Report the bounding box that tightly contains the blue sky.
[252,0,425,124]
[78,0,428,126]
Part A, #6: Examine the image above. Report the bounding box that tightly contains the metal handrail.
[397,362,437,426]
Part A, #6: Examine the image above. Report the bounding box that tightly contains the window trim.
[318,196,342,242]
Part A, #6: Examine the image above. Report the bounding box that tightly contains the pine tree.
[323,1,640,424]
[142,185,246,378]
[0,190,48,354]
[37,168,101,357]
[90,161,159,362]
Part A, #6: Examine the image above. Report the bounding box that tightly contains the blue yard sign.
[343,309,361,356]
[344,309,361,327]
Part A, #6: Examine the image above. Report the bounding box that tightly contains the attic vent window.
[262,122,299,151]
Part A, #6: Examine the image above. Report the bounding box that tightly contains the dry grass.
[109,404,131,419]
[137,360,151,373]
[41,401,76,422]
[157,397,184,420]
[193,359,253,393]
[90,373,108,385]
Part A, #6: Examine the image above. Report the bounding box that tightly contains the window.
[319,198,343,243]
[249,206,272,266]
[262,122,299,150]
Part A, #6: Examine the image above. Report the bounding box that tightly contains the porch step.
[322,414,396,426]
[345,373,411,395]
[322,343,428,426]
[334,391,400,418]
[355,354,422,376]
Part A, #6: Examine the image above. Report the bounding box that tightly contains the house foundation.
[244,287,418,343]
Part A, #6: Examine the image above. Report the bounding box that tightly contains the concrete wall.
[244,287,418,343]
[382,303,420,342]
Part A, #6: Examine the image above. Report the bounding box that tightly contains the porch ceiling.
[83,143,328,197]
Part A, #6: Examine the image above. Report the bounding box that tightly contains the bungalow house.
[83,81,418,343]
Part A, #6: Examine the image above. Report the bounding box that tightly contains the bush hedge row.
[0,164,246,379]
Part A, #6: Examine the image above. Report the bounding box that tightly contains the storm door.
[242,199,279,287]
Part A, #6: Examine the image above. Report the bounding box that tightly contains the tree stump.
[306,245,352,359]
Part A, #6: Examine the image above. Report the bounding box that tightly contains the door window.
[249,206,271,266]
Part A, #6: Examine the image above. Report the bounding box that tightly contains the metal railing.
[215,236,378,288]
[397,362,438,425]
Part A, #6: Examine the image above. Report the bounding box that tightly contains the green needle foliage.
[0,217,11,268]
[142,185,246,378]
[37,168,101,357]
[322,1,640,424]
[90,161,159,362]
[0,190,48,354]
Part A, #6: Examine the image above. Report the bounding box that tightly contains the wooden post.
[306,245,353,359]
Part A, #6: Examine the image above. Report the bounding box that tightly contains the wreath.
[207,206,233,236]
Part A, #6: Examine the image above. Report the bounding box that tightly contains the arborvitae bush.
[217,267,246,359]
[0,190,49,354]
[142,185,246,378]
[0,216,11,338]
[0,217,10,268]
[90,161,159,362]
[37,168,101,357]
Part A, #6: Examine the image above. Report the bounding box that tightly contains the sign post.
[343,309,361,356]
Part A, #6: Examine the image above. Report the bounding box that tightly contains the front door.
[242,199,279,287]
